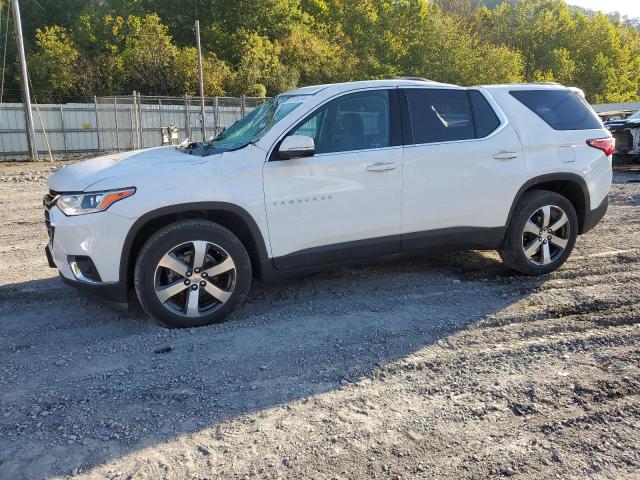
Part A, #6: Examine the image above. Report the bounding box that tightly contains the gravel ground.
[0,161,639,480]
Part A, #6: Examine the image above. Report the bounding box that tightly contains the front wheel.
[134,220,251,328]
[499,190,578,275]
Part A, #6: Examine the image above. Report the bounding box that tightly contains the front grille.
[44,208,55,244]
[43,190,58,244]
[43,190,59,209]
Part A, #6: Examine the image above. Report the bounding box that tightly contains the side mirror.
[277,135,315,160]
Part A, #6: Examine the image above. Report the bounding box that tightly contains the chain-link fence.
[2,97,636,161]
[95,93,268,152]
[0,94,267,160]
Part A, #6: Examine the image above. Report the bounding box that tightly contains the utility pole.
[11,0,37,159]
[195,20,206,142]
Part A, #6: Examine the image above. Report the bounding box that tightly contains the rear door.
[263,88,404,270]
[400,87,526,248]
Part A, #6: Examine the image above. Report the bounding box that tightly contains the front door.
[263,89,403,270]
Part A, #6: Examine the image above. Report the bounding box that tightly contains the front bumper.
[43,200,136,307]
[45,244,56,268]
[45,204,135,281]
[46,244,128,307]
[59,271,128,307]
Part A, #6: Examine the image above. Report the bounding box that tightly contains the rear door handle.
[366,162,396,172]
[493,152,519,160]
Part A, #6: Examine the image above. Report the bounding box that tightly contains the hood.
[47,147,207,192]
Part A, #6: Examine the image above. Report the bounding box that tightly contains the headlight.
[56,187,136,216]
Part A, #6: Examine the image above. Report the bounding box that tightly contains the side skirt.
[262,226,506,280]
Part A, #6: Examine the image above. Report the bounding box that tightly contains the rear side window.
[510,90,601,130]
[406,89,475,144]
[469,90,501,137]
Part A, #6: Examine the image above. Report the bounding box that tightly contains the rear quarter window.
[469,90,501,137]
[510,90,602,131]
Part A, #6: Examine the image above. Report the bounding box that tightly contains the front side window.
[406,89,475,144]
[288,90,390,154]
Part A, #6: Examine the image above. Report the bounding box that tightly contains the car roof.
[479,83,568,90]
[284,78,461,96]
[285,80,585,98]
[479,83,588,98]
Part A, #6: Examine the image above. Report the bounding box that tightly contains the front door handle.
[366,162,396,172]
[493,151,519,160]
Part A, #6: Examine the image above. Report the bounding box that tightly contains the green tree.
[15,0,640,103]
[471,0,640,102]
[228,33,298,96]
[119,14,181,95]
[29,26,80,102]
[173,48,231,96]
[280,24,356,85]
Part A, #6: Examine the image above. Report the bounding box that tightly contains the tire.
[499,190,578,275]
[134,220,251,328]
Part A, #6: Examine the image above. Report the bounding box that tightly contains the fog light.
[68,255,102,283]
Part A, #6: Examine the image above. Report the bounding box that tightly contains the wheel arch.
[507,173,590,235]
[120,202,269,292]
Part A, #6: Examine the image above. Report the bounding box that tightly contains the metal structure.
[0,94,267,160]
[195,20,206,141]
[94,94,265,151]
[11,0,37,159]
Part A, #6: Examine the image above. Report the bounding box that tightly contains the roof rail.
[393,76,435,82]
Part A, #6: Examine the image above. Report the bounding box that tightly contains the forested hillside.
[1,0,639,103]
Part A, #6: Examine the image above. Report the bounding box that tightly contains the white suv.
[44,79,613,327]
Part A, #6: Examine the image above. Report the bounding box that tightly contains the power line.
[41,0,66,11]
[30,0,46,12]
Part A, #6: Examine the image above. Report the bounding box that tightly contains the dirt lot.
[0,161,639,480]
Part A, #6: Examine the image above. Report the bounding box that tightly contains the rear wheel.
[134,220,251,328]
[499,190,578,275]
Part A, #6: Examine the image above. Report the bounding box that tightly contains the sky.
[566,0,640,18]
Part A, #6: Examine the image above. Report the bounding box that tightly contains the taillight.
[586,138,615,156]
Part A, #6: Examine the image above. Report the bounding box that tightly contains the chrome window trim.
[267,85,511,157]
[312,145,403,158]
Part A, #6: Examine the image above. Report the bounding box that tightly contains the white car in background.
[44,79,613,327]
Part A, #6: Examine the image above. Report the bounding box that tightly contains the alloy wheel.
[153,241,236,317]
[522,205,570,266]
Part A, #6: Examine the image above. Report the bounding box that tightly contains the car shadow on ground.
[0,251,546,479]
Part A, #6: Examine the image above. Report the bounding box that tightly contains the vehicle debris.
[602,110,640,162]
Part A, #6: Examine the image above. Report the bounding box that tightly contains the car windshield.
[200,94,309,155]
